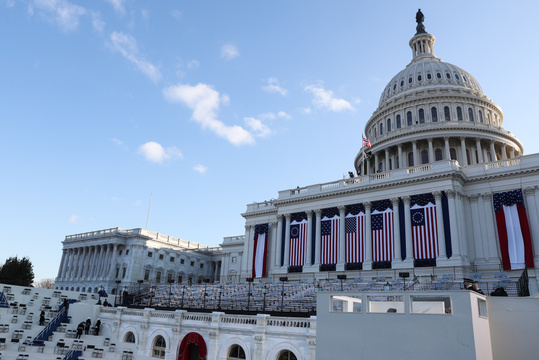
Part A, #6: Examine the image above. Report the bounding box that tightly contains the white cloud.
[109,32,161,82]
[137,141,183,164]
[32,0,86,32]
[187,60,199,69]
[163,83,254,146]
[106,0,125,14]
[68,214,79,223]
[221,44,239,61]
[301,107,312,114]
[277,111,291,120]
[262,77,288,96]
[193,164,208,174]
[171,9,182,20]
[111,138,124,146]
[304,84,354,112]
[245,117,273,138]
[90,11,105,32]
[221,94,230,106]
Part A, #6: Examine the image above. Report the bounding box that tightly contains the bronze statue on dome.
[415,9,426,34]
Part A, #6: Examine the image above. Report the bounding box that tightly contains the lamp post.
[149,286,155,307]
[399,272,410,291]
[168,279,174,307]
[180,286,186,309]
[217,286,223,310]
[137,280,143,294]
[280,277,288,312]
[262,286,267,312]
[114,280,121,306]
[203,279,209,309]
[246,278,254,311]
[337,274,347,291]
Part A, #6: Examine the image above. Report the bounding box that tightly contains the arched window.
[380,123,383,135]
[457,107,463,121]
[407,111,412,126]
[421,150,429,164]
[466,149,472,165]
[468,108,474,122]
[228,345,246,360]
[435,148,443,161]
[431,107,438,122]
[387,118,391,132]
[396,155,400,169]
[152,336,166,359]
[450,148,457,160]
[278,350,298,360]
[419,109,425,124]
[444,106,451,121]
[76,287,80,292]
[408,152,414,167]
[479,110,483,123]
[124,332,136,343]
[396,115,401,128]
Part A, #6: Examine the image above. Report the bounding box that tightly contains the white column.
[481,193,499,262]
[366,158,371,175]
[428,138,434,163]
[364,202,372,267]
[469,195,486,263]
[384,150,390,172]
[460,137,468,166]
[57,250,67,279]
[391,198,401,262]
[241,225,251,275]
[109,244,119,280]
[275,215,283,267]
[476,138,483,163]
[66,249,74,279]
[433,191,447,260]
[501,144,507,160]
[245,225,254,277]
[88,246,97,279]
[374,152,379,172]
[305,211,313,266]
[75,247,85,279]
[398,144,403,169]
[490,141,497,161]
[284,214,291,269]
[444,137,450,160]
[524,187,539,266]
[457,192,469,261]
[95,245,104,278]
[403,196,414,261]
[269,220,277,271]
[314,209,322,268]
[445,190,461,259]
[412,141,418,166]
[338,206,346,266]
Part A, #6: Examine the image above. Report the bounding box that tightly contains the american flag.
[289,220,307,266]
[411,202,438,259]
[362,136,371,148]
[371,209,393,262]
[321,216,339,265]
[345,213,365,263]
[252,223,268,278]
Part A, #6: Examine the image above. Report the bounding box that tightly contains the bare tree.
[34,278,55,289]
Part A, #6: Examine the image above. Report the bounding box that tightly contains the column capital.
[402,196,411,205]
[524,187,535,196]
[314,209,322,216]
[338,205,346,213]
[446,189,456,199]
[481,193,492,201]
[390,197,400,206]
[306,210,313,217]
[443,136,450,141]
[468,194,479,202]
[427,137,433,142]
[277,214,284,221]
[364,201,372,211]
[433,191,443,200]
[460,136,466,141]
[284,213,291,221]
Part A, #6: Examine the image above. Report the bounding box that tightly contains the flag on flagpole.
[362,134,371,148]
[252,223,268,278]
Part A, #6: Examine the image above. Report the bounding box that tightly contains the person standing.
[85,318,91,335]
[94,318,101,336]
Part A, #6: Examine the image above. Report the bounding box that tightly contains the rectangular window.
[115,267,120,279]
[411,295,451,314]
[190,261,195,267]
[144,269,150,281]
[180,259,185,264]
[148,252,153,258]
[367,295,404,313]
[232,257,237,263]
[478,298,488,318]
[170,257,175,262]
[156,271,162,283]
[167,273,173,283]
[126,250,129,255]
[200,263,204,269]
[330,295,362,313]
[122,267,127,279]
[177,275,183,284]
[119,250,122,256]
[159,254,164,260]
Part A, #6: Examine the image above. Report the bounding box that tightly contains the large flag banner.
[371,208,394,262]
[411,202,438,259]
[493,190,534,270]
[289,220,307,267]
[252,223,268,278]
[346,213,365,263]
[321,215,339,265]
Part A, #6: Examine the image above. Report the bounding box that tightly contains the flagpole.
[145,193,153,230]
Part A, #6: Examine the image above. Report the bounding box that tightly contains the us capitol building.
[45,11,539,360]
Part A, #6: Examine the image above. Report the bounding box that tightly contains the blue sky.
[1,1,538,282]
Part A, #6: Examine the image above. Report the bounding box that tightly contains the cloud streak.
[221,44,239,61]
[304,84,354,112]
[262,77,288,96]
[32,0,86,32]
[137,141,183,164]
[109,32,161,82]
[163,83,254,146]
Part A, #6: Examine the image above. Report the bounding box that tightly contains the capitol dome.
[354,11,523,175]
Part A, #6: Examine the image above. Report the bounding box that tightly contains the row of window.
[147,251,205,267]
[372,106,499,139]
[124,332,298,360]
[386,70,471,97]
